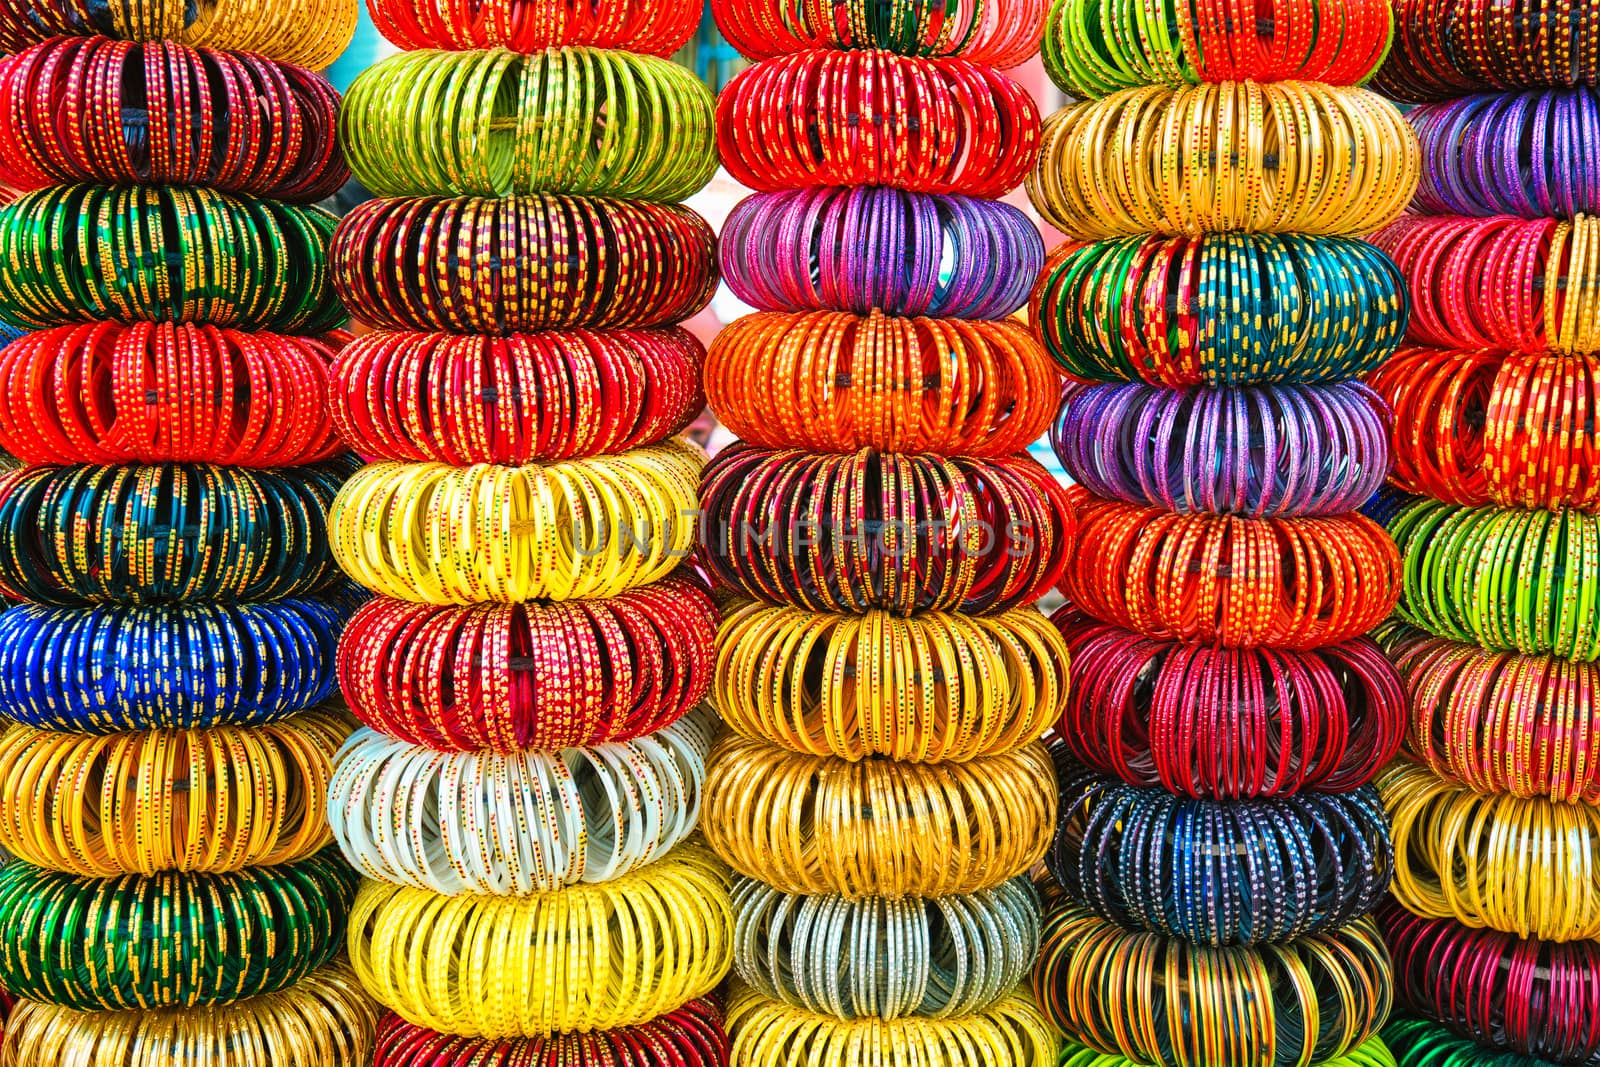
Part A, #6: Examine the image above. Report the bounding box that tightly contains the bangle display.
[1054,611,1406,798]
[703,736,1056,899]
[1028,82,1418,239]
[732,875,1041,1020]
[1383,1018,1583,1067]
[710,0,1046,67]
[0,321,343,468]
[701,445,1076,616]
[0,37,345,202]
[337,576,716,753]
[1030,234,1407,387]
[0,183,342,333]
[1388,499,1600,662]
[1383,760,1600,941]
[715,601,1068,764]
[1372,0,1600,101]
[716,51,1040,198]
[347,842,732,1038]
[329,443,701,605]
[327,706,714,896]
[1053,381,1393,518]
[0,709,350,877]
[706,310,1060,457]
[1034,903,1392,1067]
[332,195,716,335]
[329,327,703,466]
[340,47,715,202]
[720,187,1044,321]
[0,850,357,1011]
[362,0,699,55]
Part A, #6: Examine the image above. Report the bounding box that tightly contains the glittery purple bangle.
[719,186,1045,320]
[1051,381,1394,518]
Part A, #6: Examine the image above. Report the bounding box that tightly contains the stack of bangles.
[713,600,1070,764]
[1029,234,1408,386]
[336,576,717,752]
[326,707,714,895]
[358,0,699,54]
[1061,1040,1401,1067]
[710,0,1046,67]
[1053,612,1406,798]
[1382,761,1600,941]
[1372,0,1600,100]
[1382,1017,1587,1067]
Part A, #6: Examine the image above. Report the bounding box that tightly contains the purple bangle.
[719,186,1045,320]
[1051,381,1394,518]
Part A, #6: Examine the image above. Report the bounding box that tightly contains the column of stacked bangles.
[1363,6,1600,1065]
[0,1,378,1065]
[1028,0,1422,1064]
[322,3,735,1065]
[701,3,1073,1065]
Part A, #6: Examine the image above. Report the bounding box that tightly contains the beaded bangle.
[0,965,381,1067]
[1030,234,1408,387]
[363,0,699,55]
[715,600,1068,763]
[1373,0,1600,101]
[1388,499,1600,662]
[711,0,1045,66]
[1034,904,1393,1067]
[703,736,1056,898]
[348,842,732,1038]
[701,445,1076,616]
[1383,1018,1576,1067]
[1028,82,1418,239]
[1383,760,1600,941]
[0,184,342,333]
[1061,1039,1401,1067]
[1054,611,1405,798]
[732,875,1041,1019]
[1053,381,1393,517]
[0,38,345,202]
[0,850,356,1011]
[1042,0,1393,96]
[328,707,713,896]
[717,51,1040,198]
[330,327,703,465]
[727,986,1060,1067]
[341,48,715,202]
[337,576,715,753]
[720,187,1044,321]
[329,443,700,605]
[331,195,716,335]
[706,310,1060,457]
[0,322,343,468]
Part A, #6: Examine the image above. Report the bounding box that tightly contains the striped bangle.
[362,0,699,54]
[1373,0,1600,101]
[710,0,1047,66]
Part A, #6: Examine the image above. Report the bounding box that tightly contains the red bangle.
[364,0,700,55]
[710,0,1046,67]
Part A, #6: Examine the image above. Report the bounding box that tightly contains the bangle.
[0,964,381,1067]
[700,445,1076,615]
[0,184,342,333]
[1060,1040,1400,1067]
[710,0,1046,66]
[1053,381,1393,517]
[327,706,714,896]
[1064,495,1401,649]
[720,188,1044,321]
[1383,1018,1583,1067]
[1053,611,1405,798]
[726,986,1060,1067]
[1381,908,1600,1067]
[717,51,1040,198]
[0,850,357,1011]
[732,875,1042,1019]
[1034,903,1392,1067]
[340,48,715,202]
[0,38,346,202]
[0,709,351,877]
[332,195,716,335]
[362,0,698,54]
[1028,82,1418,239]
[1373,0,1600,101]
[706,310,1060,458]
[1042,0,1393,96]
[703,736,1057,898]
[347,842,733,1038]
[1030,234,1407,387]
[0,321,343,468]
[1387,499,1600,662]
[337,575,716,753]
[1383,760,1600,941]
[329,443,701,605]
[715,601,1068,763]
[329,327,703,465]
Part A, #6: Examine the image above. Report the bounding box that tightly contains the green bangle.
[1380,1019,1548,1067]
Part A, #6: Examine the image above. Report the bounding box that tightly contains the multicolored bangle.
[1062,1039,1402,1067]
[1372,0,1600,101]
[710,0,1046,66]
[362,0,699,55]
